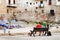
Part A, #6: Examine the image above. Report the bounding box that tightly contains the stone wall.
[0,0,7,14]
[0,0,60,22]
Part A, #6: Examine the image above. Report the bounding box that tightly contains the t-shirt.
[36,24,42,28]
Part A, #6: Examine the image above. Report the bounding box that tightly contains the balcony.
[7,4,17,8]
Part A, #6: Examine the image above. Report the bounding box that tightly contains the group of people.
[35,22,49,29]
[0,15,9,29]
[34,22,50,36]
[0,15,16,29]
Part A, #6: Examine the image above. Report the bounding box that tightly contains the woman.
[35,22,42,28]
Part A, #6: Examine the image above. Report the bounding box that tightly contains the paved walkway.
[0,27,60,35]
[0,33,60,40]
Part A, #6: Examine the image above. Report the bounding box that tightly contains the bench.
[29,28,49,37]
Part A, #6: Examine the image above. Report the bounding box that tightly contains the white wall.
[17,0,39,11]
[56,0,60,5]
[0,0,1,4]
[17,0,48,12]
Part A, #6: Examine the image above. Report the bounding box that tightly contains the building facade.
[0,0,6,15]
[0,0,60,22]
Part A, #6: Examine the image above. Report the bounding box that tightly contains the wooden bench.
[29,28,49,37]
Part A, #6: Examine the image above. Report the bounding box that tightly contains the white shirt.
[0,19,9,25]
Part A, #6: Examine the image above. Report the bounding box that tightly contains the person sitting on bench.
[34,22,42,36]
[35,22,42,28]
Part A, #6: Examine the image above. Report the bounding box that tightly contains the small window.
[42,10,44,13]
[36,2,37,4]
[39,1,44,8]
[50,10,55,16]
[35,10,38,13]
[33,3,35,5]
[40,1,43,4]
[49,0,52,5]
[7,9,9,13]
[58,0,60,1]
[13,12,16,17]
[25,9,27,11]
[30,3,32,5]
[36,7,38,9]
[8,0,10,4]
[26,2,28,4]
[13,0,15,4]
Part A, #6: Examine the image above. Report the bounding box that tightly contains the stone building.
[0,0,7,15]
[0,0,60,22]
[16,0,56,22]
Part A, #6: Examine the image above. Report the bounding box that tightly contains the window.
[40,1,43,4]
[8,0,10,4]
[35,10,38,13]
[39,1,44,8]
[26,2,28,4]
[36,2,37,4]
[49,0,52,5]
[8,0,15,4]
[13,0,15,4]
[25,9,27,11]
[7,9,9,13]
[50,10,55,16]
[33,3,35,5]
[30,3,32,5]
[36,7,38,9]
[58,0,60,1]
[42,10,44,13]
